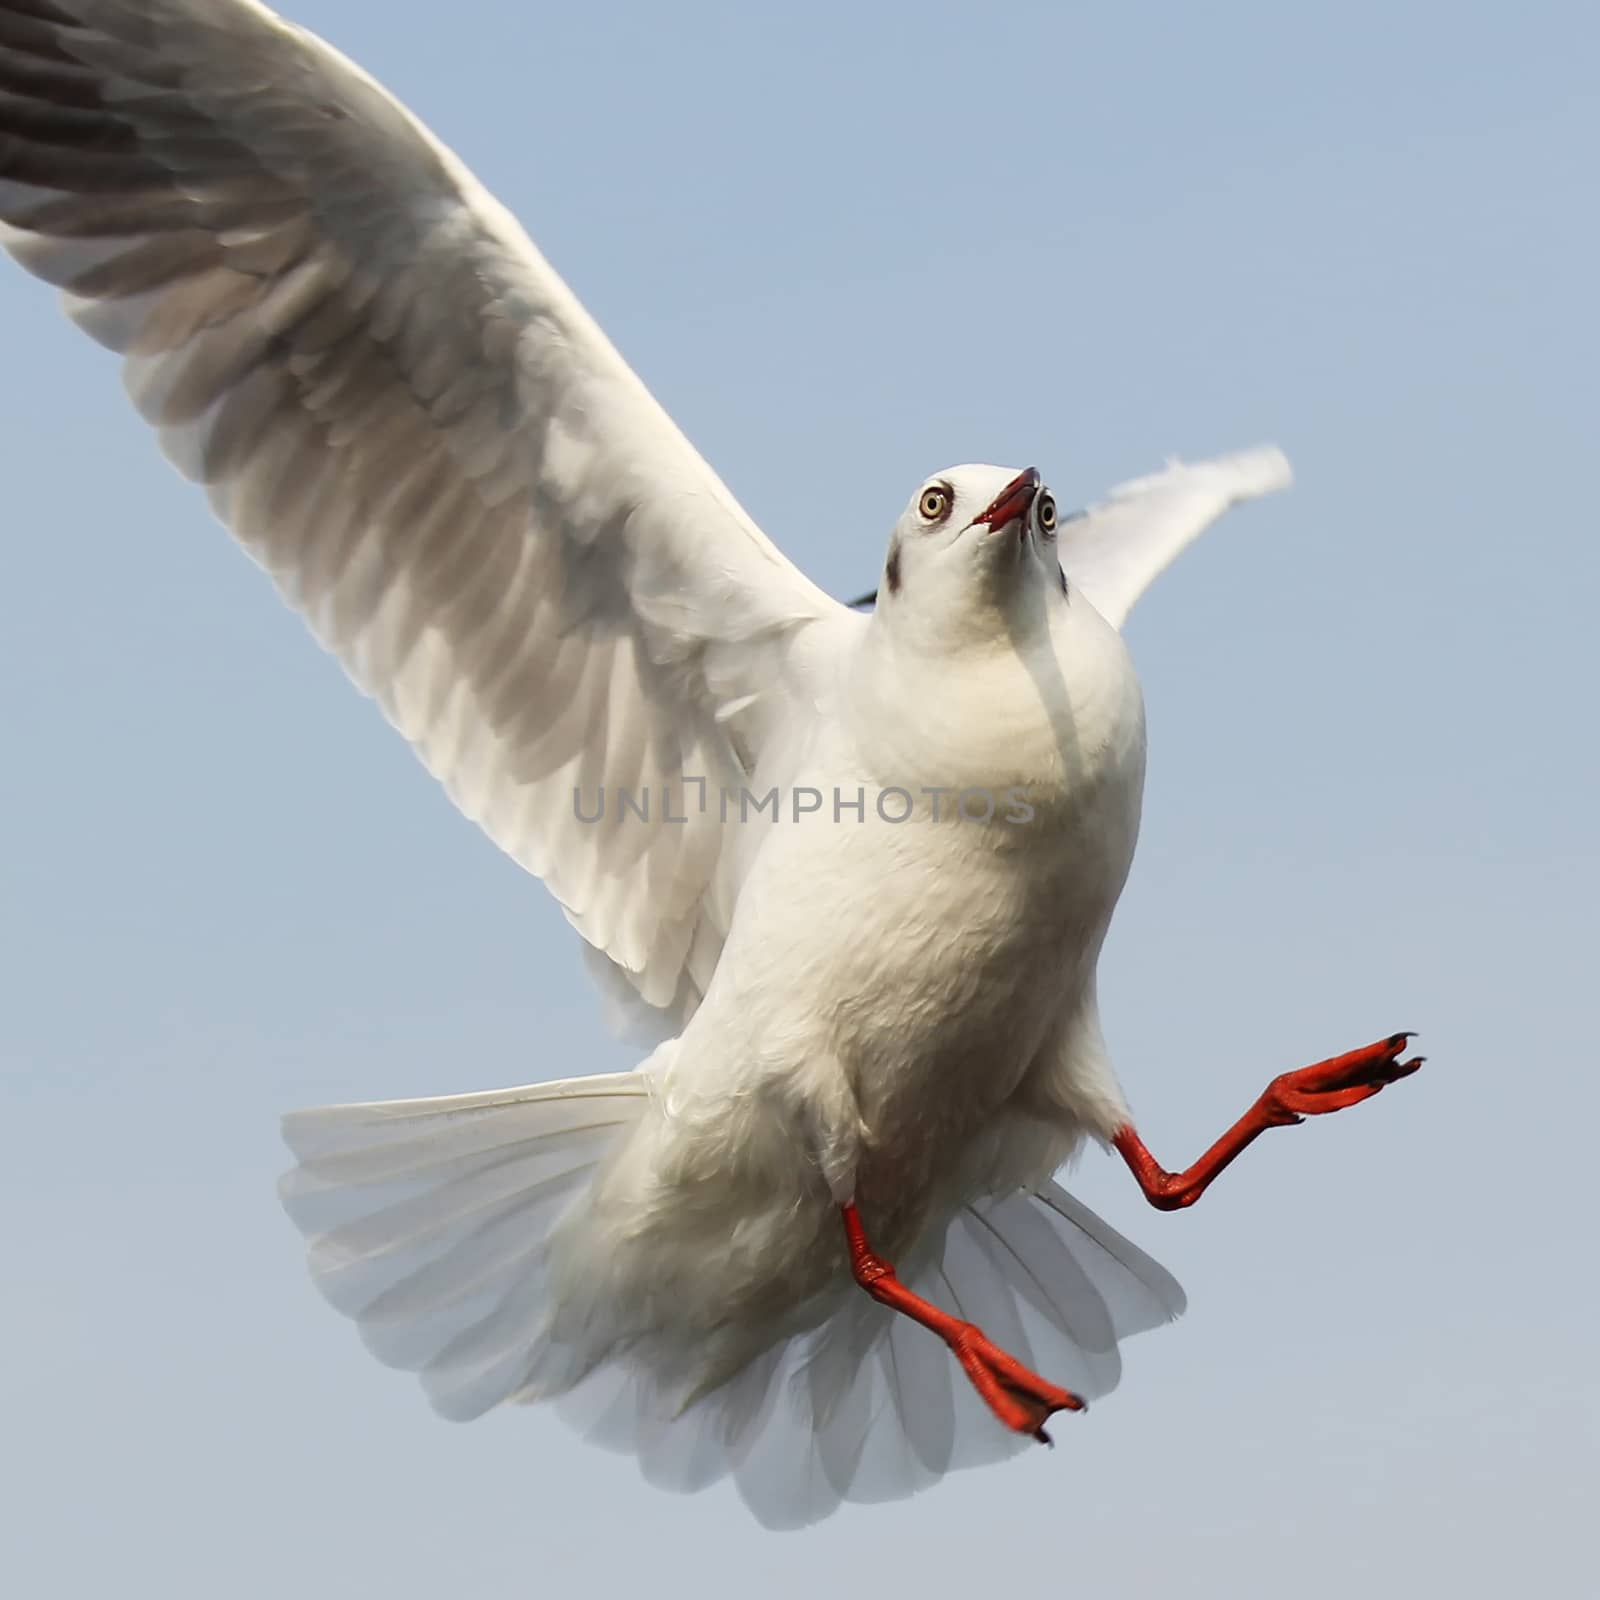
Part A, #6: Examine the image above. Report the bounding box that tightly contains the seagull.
[0,0,1422,1527]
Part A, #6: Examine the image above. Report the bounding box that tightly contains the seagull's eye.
[1037,493,1057,534]
[918,486,950,522]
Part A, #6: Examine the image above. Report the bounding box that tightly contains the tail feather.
[282,1072,647,1167]
[279,1071,650,1416]
[356,1183,565,1325]
[1031,1179,1188,1336]
[280,1084,1184,1525]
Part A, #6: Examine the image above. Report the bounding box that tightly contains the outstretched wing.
[0,0,854,1021]
[1060,445,1293,630]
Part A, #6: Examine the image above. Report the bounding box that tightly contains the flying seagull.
[0,0,1421,1528]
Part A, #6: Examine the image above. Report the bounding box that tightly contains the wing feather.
[1060,445,1293,629]
[0,0,855,1024]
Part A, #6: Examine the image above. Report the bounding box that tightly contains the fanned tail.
[281,1087,1184,1528]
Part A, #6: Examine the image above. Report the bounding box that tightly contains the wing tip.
[1220,443,1294,501]
[1103,442,1294,509]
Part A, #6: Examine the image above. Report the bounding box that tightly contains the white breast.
[669,588,1147,1226]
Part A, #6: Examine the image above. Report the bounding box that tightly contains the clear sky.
[2,1,1595,1594]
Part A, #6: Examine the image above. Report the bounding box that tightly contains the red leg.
[841,1201,1084,1443]
[1114,1031,1423,1211]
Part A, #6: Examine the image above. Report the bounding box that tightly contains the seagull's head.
[865,464,1064,648]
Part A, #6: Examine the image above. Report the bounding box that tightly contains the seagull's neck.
[844,585,1142,808]
[878,561,1061,660]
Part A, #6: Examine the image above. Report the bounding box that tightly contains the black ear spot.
[885,541,903,596]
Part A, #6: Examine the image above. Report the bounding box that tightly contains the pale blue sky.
[2,1,1595,1594]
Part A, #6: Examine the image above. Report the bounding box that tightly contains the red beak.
[973,467,1040,533]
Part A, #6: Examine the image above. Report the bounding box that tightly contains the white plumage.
[0,0,1296,1526]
